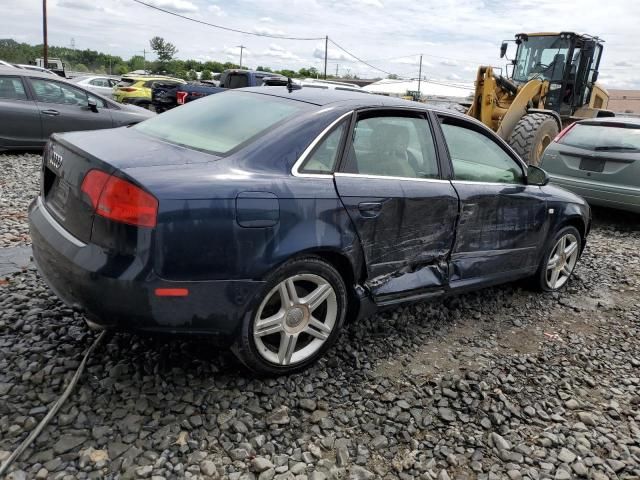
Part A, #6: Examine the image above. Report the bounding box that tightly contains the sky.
[2,0,639,88]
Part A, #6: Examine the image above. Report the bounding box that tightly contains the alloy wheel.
[546,233,579,290]
[253,273,338,366]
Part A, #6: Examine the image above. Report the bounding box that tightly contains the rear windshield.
[134,91,309,155]
[561,123,640,152]
[227,74,249,89]
[117,78,136,87]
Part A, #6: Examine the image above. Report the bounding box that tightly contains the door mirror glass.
[88,98,98,112]
[500,42,508,58]
[527,165,550,186]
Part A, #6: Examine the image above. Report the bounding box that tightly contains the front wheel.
[534,226,582,292]
[508,113,559,166]
[233,257,347,375]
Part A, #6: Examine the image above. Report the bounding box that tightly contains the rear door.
[0,74,42,148]
[334,109,459,301]
[435,113,548,289]
[28,77,114,140]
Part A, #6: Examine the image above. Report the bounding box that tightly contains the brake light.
[155,288,189,297]
[81,170,158,227]
[176,91,188,104]
[554,122,577,143]
[119,87,137,92]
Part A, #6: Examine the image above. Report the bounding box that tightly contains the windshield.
[135,91,308,155]
[513,35,570,83]
[560,123,640,152]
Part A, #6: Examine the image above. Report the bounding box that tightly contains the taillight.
[81,170,158,228]
[554,122,577,143]
[176,91,188,104]
[120,87,137,92]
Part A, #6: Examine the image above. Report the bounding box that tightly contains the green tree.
[74,63,89,72]
[187,69,198,81]
[277,69,296,78]
[115,64,129,75]
[150,36,177,70]
[201,69,212,81]
[387,74,399,79]
[128,55,145,71]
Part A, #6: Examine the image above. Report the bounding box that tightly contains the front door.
[27,77,113,141]
[334,110,459,301]
[435,113,549,289]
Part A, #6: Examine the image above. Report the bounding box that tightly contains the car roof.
[578,116,640,126]
[0,65,62,79]
[241,86,422,107]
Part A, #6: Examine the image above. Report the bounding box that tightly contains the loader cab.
[511,32,604,116]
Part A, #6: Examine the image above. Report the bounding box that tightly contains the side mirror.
[527,165,550,186]
[88,98,98,112]
[500,42,508,59]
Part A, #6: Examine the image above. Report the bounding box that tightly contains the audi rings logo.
[48,151,63,170]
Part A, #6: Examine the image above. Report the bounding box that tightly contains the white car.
[0,60,16,69]
[69,75,119,96]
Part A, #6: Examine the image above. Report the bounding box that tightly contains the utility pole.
[417,54,423,95]
[324,35,328,79]
[335,64,339,77]
[42,0,48,67]
[143,49,147,73]
[236,45,246,69]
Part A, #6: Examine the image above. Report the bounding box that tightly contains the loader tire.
[507,113,559,166]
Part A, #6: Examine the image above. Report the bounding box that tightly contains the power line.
[131,0,324,41]
[328,38,397,77]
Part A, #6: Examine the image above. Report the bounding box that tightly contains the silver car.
[541,117,640,213]
[70,75,119,96]
[0,67,154,151]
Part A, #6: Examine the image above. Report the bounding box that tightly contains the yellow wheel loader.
[463,32,612,165]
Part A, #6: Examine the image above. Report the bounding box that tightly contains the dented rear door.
[334,110,458,301]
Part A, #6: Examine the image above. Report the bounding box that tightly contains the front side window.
[343,115,439,179]
[89,78,108,87]
[31,78,88,106]
[440,118,524,184]
[300,121,347,173]
[0,76,27,100]
[513,35,570,83]
[135,91,308,155]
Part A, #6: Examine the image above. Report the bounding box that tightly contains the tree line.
[0,37,345,80]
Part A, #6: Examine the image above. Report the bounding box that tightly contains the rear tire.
[232,257,347,376]
[532,225,582,292]
[508,113,559,166]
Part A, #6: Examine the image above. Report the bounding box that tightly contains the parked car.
[541,117,640,213]
[151,81,225,113]
[29,88,590,375]
[15,64,59,76]
[112,75,185,108]
[0,67,154,151]
[0,60,15,68]
[219,69,286,88]
[70,75,119,96]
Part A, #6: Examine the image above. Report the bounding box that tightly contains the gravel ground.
[1,152,639,480]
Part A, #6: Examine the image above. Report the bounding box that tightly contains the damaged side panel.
[334,174,459,300]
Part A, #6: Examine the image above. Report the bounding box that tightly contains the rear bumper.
[28,197,264,336]
[549,174,640,214]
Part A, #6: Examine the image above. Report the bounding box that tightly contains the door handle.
[41,109,60,116]
[358,202,382,218]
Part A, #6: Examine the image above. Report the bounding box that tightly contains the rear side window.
[31,78,88,106]
[560,123,640,152]
[439,118,523,184]
[135,91,309,155]
[117,78,136,87]
[89,78,109,87]
[0,76,27,100]
[343,115,439,179]
[300,121,347,173]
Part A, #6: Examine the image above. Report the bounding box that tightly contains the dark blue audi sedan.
[29,87,590,374]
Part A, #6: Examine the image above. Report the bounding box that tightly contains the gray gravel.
[1,152,640,480]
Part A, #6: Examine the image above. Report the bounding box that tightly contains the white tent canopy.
[363,79,473,100]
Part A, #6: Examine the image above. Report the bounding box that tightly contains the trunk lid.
[41,128,219,242]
